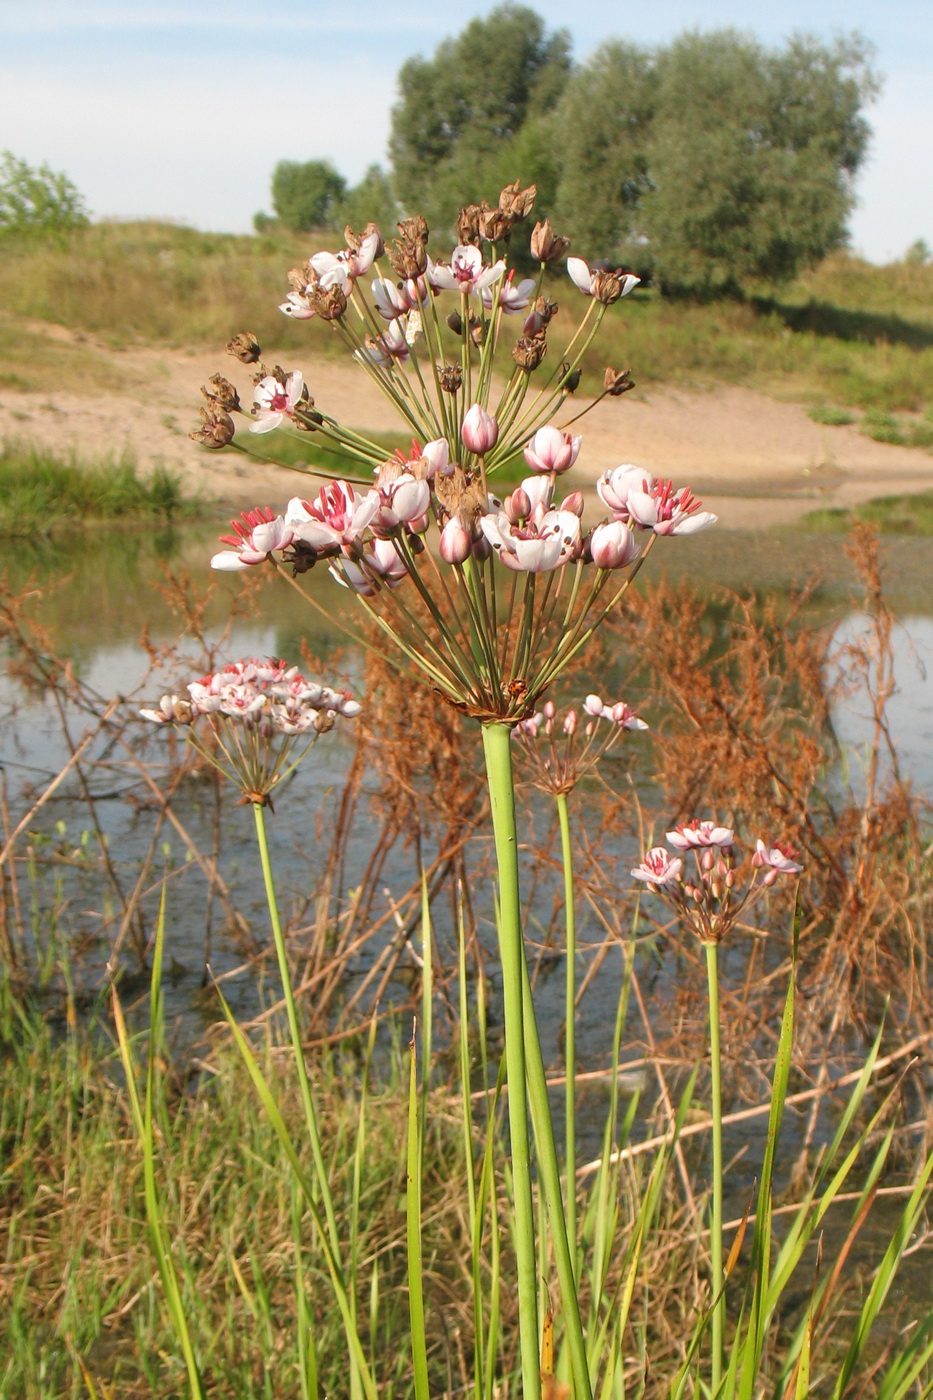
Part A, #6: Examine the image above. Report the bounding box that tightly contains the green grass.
[2,223,933,427]
[0,440,198,535]
[807,403,856,426]
[801,489,933,535]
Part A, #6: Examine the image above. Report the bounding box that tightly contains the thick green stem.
[705,941,724,1393]
[556,792,577,1274]
[481,723,541,1400]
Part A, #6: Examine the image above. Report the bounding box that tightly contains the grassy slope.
[2,223,932,418]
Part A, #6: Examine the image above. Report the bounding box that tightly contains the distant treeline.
[257,3,879,298]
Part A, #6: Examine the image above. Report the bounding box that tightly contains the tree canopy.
[0,151,89,239]
[387,17,879,295]
[270,159,347,232]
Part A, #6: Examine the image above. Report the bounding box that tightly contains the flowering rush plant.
[187,184,719,1400]
[513,692,648,795]
[141,658,360,805]
[194,182,714,724]
[632,820,804,944]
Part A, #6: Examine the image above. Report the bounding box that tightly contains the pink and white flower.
[523,425,582,476]
[286,482,380,555]
[481,269,536,314]
[211,507,294,571]
[428,245,505,295]
[588,519,640,570]
[311,231,380,292]
[249,372,303,431]
[632,847,683,887]
[250,372,306,433]
[371,278,409,321]
[372,472,431,532]
[666,820,735,851]
[279,291,315,319]
[583,695,648,730]
[140,694,194,725]
[627,479,717,536]
[333,538,408,595]
[461,404,499,455]
[480,505,581,573]
[567,258,640,299]
[751,840,803,877]
[422,437,453,479]
[356,319,411,366]
[596,465,655,520]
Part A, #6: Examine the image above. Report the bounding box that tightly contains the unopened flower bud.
[604,366,635,397]
[461,404,499,455]
[702,850,715,871]
[588,520,639,569]
[543,700,555,719]
[508,488,531,521]
[530,218,570,264]
[764,868,778,886]
[725,869,735,888]
[226,331,261,363]
[563,709,577,735]
[561,491,584,517]
[439,516,472,565]
[201,374,241,412]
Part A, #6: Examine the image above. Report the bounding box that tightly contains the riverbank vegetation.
[1,221,932,427]
[0,441,195,536]
[1,526,931,1396]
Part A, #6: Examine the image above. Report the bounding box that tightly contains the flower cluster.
[513,694,648,795]
[632,821,803,943]
[141,659,360,804]
[192,182,716,722]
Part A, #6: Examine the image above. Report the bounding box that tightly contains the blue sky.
[1,0,930,263]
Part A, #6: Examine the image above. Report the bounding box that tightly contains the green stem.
[705,940,724,1393]
[556,792,577,1277]
[481,722,541,1400]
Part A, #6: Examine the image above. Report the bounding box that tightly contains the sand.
[2,321,931,529]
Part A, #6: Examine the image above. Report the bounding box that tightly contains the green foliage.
[335,164,400,239]
[389,3,571,237]
[0,440,194,535]
[904,238,931,266]
[802,490,933,534]
[271,158,347,232]
[808,403,856,425]
[387,11,878,296]
[0,150,89,239]
[640,32,877,295]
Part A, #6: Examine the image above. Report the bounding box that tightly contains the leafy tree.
[270,159,347,232]
[334,165,399,239]
[640,31,878,295]
[389,3,571,236]
[551,42,656,263]
[0,151,89,238]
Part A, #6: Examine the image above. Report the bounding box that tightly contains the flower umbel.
[141,659,360,805]
[513,694,648,795]
[632,823,803,943]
